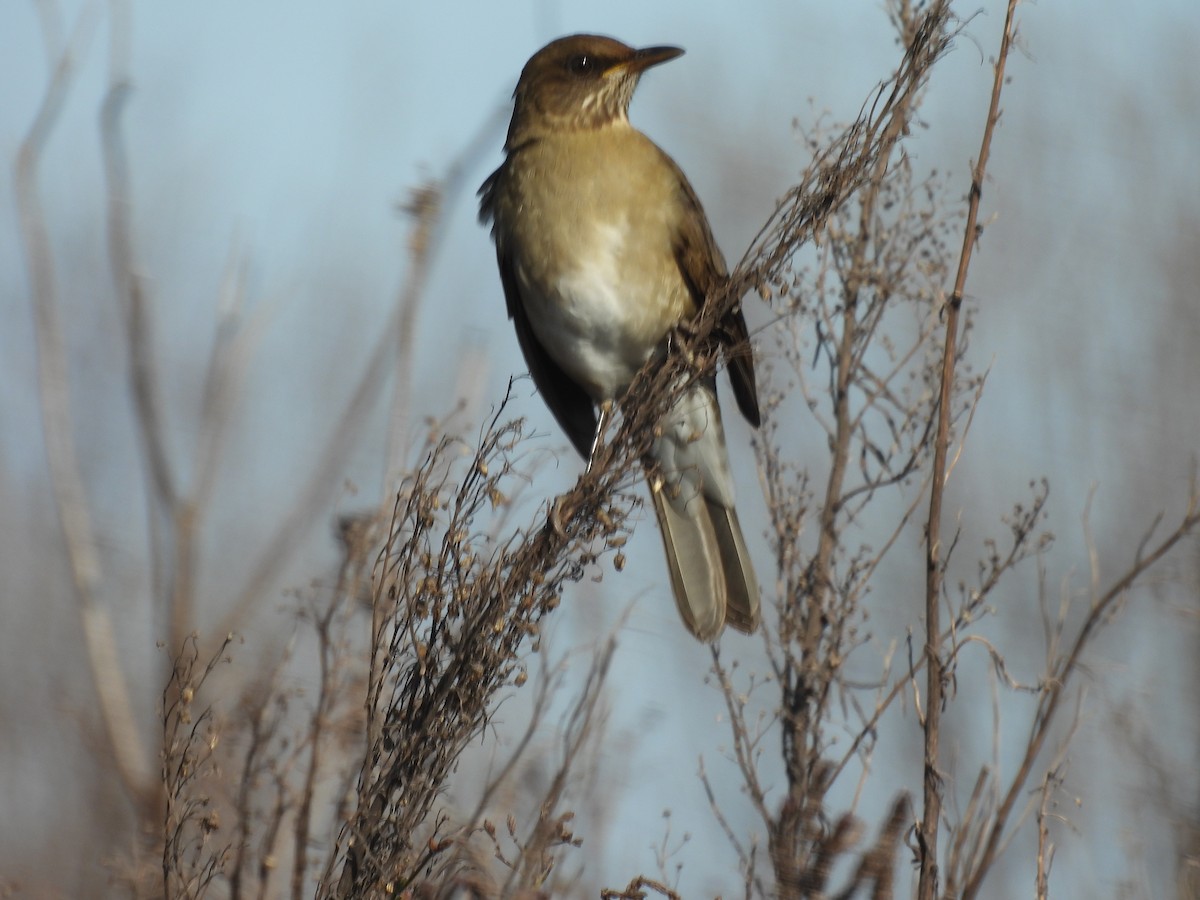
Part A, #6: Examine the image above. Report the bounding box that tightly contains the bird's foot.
[666,321,700,363]
[668,321,715,374]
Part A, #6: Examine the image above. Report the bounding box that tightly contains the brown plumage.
[479,34,760,641]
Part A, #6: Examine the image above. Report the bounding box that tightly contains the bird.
[478,34,761,641]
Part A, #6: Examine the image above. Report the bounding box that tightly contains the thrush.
[479,34,761,641]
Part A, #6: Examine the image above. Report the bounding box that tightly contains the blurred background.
[2,0,1198,896]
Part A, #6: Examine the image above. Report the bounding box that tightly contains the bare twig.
[918,3,1020,897]
[960,487,1200,898]
[600,875,684,900]
[383,103,509,494]
[504,636,612,894]
[100,14,177,554]
[161,633,234,899]
[15,0,152,809]
[1035,767,1060,900]
[697,4,963,896]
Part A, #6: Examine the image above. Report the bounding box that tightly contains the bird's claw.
[667,321,703,367]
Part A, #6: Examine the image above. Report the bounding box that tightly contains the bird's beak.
[609,45,685,77]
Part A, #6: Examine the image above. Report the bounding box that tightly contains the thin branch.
[961,487,1200,898]
[15,0,152,807]
[100,18,176,513]
[600,876,683,900]
[213,107,507,651]
[918,3,1019,897]
[382,102,509,495]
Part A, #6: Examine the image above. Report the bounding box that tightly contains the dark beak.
[616,44,685,76]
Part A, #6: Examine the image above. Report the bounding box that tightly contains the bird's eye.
[566,54,595,75]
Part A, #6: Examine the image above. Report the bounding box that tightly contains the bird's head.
[505,34,683,146]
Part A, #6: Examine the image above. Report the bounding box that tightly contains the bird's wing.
[715,305,761,429]
[480,167,598,460]
[665,155,762,429]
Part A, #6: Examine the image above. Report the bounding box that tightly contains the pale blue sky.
[3,1,1199,895]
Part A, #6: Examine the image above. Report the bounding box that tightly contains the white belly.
[516,218,676,400]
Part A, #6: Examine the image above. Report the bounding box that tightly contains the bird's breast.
[500,130,692,400]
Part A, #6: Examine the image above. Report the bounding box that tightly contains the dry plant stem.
[385,186,438,495]
[698,755,769,898]
[505,637,612,894]
[833,795,909,900]
[943,768,992,894]
[383,104,509,495]
[464,649,564,836]
[690,4,958,896]
[185,250,261,637]
[323,394,638,897]
[599,876,683,900]
[292,602,340,900]
[917,3,1019,897]
[99,16,198,670]
[227,640,316,900]
[214,110,504,650]
[709,649,771,828]
[162,634,234,899]
[722,0,954,312]
[800,18,918,689]
[766,4,954,894]
[960,489,1200,899]
[15,1,152,808]
[100,25,177,584]
[228,724,259,900]
[1035,769,1057,900]
[99,0,261,783]
[211,288,403,644]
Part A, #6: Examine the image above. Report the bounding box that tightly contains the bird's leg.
[667,318,709,372]
[585,400,613,474]
[666,322,693,361]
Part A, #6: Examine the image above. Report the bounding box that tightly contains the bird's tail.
[647,382,759,641]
